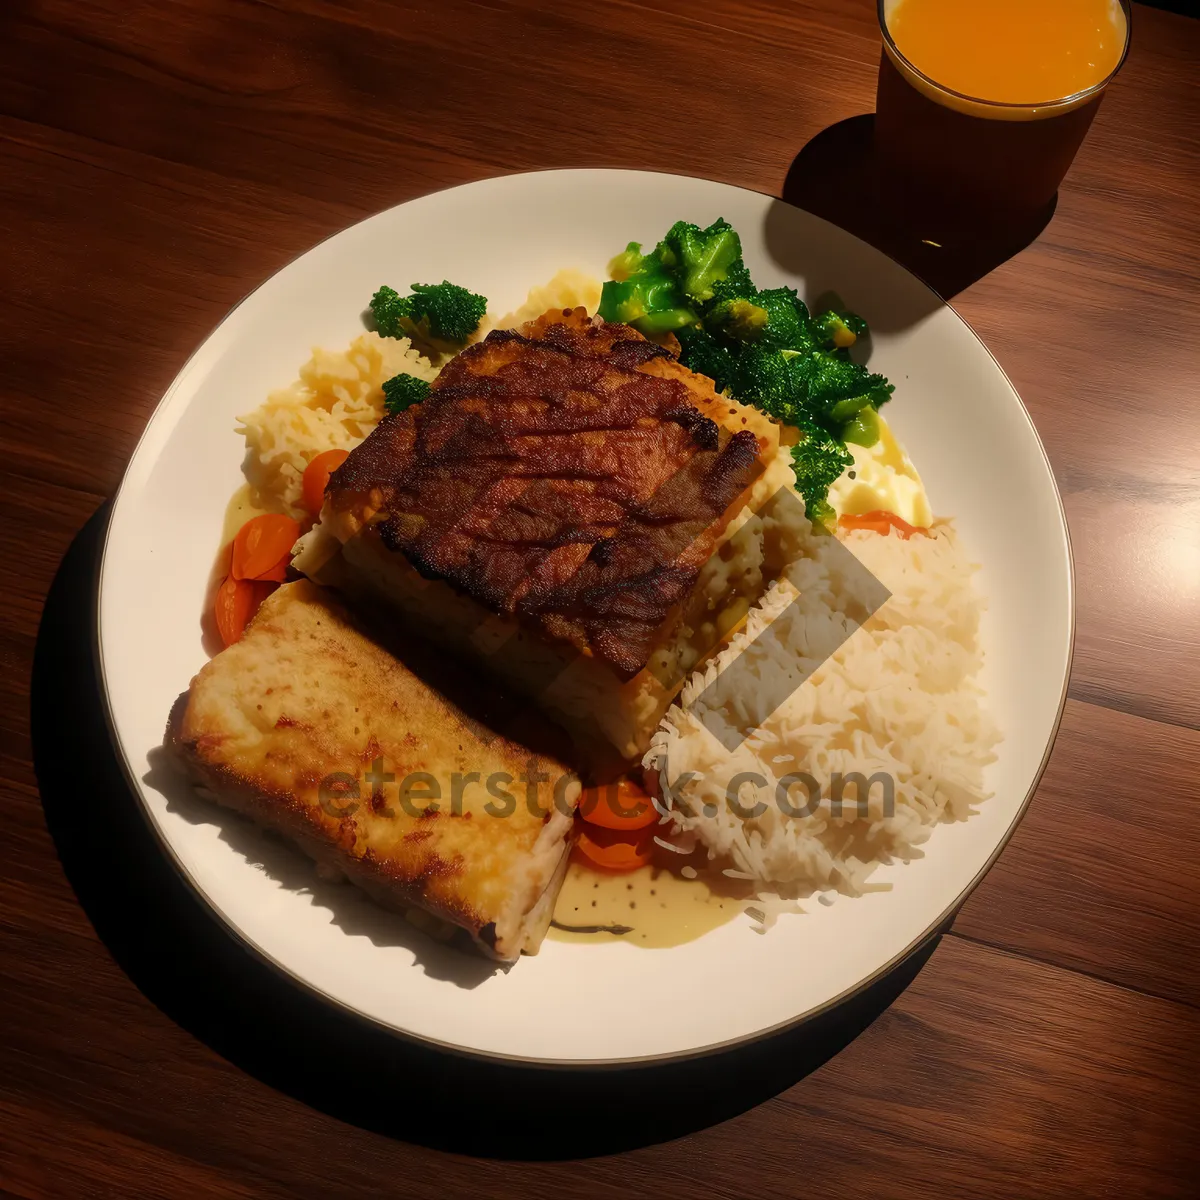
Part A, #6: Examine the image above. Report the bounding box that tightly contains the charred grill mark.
[588,537,615,566]
[327,312,768,675]
[703,429,761,507]
[667,408,720,451]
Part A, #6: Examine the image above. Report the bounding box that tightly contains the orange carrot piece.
[253,552,290,584]
[214,576,256,647]
[575,825,654,872]
[301,449,350,518]
[578,778,658,831]
[231,514,300,581]
[838,510,928,539]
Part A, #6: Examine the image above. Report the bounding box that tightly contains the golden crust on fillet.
[324,308,778,679]
[166,580,579,960]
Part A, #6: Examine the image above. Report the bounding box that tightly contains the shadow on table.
[32,506,945,1160]
[782,114,1055,301]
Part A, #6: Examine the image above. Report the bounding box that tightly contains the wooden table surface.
[3,1,1199,1195]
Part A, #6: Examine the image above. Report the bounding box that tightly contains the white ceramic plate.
[98,169,1072,1065]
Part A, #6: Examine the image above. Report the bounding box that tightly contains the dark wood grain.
[2,0,1199,1195]
[955,699,1200,1006]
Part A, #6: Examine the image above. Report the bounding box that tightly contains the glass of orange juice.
[875,0,1131,233]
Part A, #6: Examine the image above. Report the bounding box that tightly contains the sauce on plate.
[549,857,747,948]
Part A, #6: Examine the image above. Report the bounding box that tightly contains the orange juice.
[873,0,1131,230]
[888,0,1127,106]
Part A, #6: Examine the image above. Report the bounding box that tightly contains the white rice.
[647,516,999,919]
[236,331,437,516]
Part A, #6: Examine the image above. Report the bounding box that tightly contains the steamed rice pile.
[237,332,436,516]
[647,517,999,909]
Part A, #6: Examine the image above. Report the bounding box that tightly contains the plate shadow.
[31,504,948,1159]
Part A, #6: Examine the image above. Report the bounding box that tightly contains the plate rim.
[93,167,1076,1068]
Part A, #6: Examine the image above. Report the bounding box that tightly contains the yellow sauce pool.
[549,857,748,948]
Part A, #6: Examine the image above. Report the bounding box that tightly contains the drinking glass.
[874,0,1132,234]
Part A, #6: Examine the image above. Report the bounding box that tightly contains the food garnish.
[837,510,928,539]
[381,372,431,415]
[370,280,488,347]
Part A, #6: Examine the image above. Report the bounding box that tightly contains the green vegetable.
[599,275,695,334]
[370,285,414,339]
[706,262,757,308]
[657,218,743,303]
[814,309,868,349]
[381,372,431,415]
[841,405,880,447]
[598,219,749,337]
[607,242,648,282]
[370,280,487,346]
[706,296,768,341]
[675,325,738,394]
[600,218,894,524]
[790,432,853,529]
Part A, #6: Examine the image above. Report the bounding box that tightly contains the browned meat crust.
[327,309,767,678]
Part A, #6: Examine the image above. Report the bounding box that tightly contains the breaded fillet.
[297,308,789,767]
[167,580,580,961]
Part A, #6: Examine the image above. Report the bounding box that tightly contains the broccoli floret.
[790,431,853,527]
[381,372,431,415]
[752,287,820,354]
[803,352,893,422]
[702,284,821,355]
[369,285,415,339]
[656,218,744,304]
[705,262,757,308]
[370,280,487,346]
[706,296,768,341]
[725,344,810,424]
[599,218,751,337]
[603,220,895,525]
[598,271,696,335]
[675,325,738,393]
[608,241,648,282]
[814,309,868,350]
[407,280,487,344]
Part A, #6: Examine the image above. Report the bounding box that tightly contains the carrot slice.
[253,552,290,584]
[301,449,350,518]
[578,778,658,831]
[575,825,654,872]
[214,576,256,647]
[839,514,892,536]
[231,514,300,581]
[838,510,927,539]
